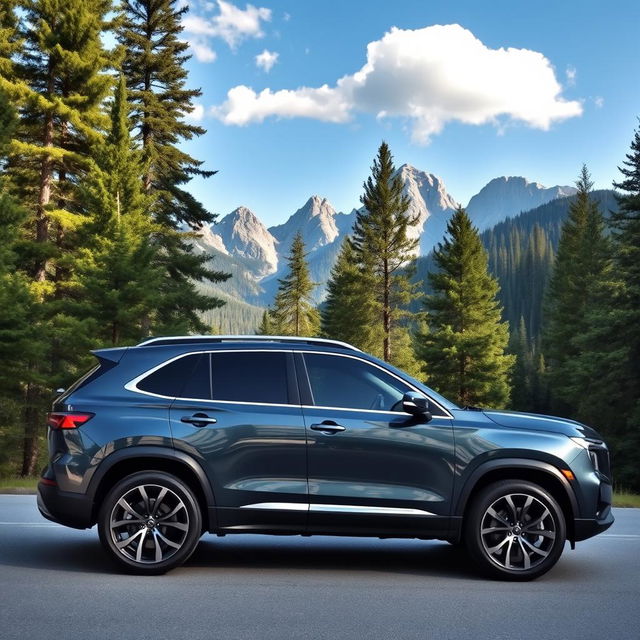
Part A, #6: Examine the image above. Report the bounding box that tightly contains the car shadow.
[0,528,482,579]
[0,530,593,582]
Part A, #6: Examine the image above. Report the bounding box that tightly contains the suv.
[38,336,613,579]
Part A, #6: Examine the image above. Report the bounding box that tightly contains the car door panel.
[299,352,455,536]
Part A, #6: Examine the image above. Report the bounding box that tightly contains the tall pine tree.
[543,165,611,414]
[270,233,320,336]
[77,76,163,345]
[351,142,419,362]
[321,238,382,351]
[0,88,40,476]
[117,0,228,332]
[416,208,514,408]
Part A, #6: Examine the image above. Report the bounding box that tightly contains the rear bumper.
[37,481,94,530]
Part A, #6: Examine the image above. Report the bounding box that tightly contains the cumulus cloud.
[255,49,279,72]
[566,65,577,86]
[191,41,217,62]
[183,0,271,50]
[594,96,604,108]
[186,103,205,121]
[212,24,583,143]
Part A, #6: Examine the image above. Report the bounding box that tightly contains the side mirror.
[402,392,432,422]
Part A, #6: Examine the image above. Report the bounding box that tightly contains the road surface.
[0,495,638,639]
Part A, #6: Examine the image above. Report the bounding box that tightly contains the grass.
[0,476,38,493]
[0,476,639,507]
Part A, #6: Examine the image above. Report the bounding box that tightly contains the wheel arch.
[87,447,216,531]
[454,458,579,543]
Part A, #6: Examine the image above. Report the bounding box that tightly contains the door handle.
[181,413,217,426]
[310,421,346,434]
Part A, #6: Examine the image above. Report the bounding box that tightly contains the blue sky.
[179,0,640,227]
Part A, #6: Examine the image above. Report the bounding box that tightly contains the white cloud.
[283,12,291,22]
[255,49,279,72]
[191,40,217,62]
[212,24,583,144]
[183,0,272,50]
[187,103,205,121]
[566,65,577,86]
[594,96,604,108]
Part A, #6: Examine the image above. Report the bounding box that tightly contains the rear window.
[210,351,289,404]
[137,354,211,398]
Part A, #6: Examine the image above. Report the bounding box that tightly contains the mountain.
[269,196,340,255]
[397,164,458,253]
[188,165,587,328]
[466,177,577,231]
[214,206,278,278]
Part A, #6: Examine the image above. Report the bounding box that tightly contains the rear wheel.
[98,471,202,575]
[464,480,566,580]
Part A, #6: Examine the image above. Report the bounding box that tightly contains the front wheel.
[464,480,566,581]
[98,471,202,575]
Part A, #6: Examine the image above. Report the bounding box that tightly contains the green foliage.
[116,0,229,330]
[322,238,381,351]
[417,208,514,408]
[543,166,611,414]
[343,141,419,365]
[76,76,163,345]
[256,309,273,335]
[270,233,320,336]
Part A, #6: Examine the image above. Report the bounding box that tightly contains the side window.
[303,353,409,411]
[210,351,289,404]
[137,354,211,399]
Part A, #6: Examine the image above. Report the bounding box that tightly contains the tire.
[98,471,202,575]
[464,480,566,581]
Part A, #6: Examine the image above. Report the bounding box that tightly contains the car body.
[37,335,613,579]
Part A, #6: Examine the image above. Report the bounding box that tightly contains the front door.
[298,351,455,537]
[169,349,308,531]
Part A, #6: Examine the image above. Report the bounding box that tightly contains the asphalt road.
[0,496,638,640]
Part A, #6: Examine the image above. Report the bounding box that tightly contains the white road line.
[600,534,640,538]
[0,522,58,527]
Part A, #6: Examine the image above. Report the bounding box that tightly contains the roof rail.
[136,335,361,352]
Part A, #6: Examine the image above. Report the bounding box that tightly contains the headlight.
[570,437,603,472]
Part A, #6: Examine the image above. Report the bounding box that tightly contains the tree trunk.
[383,259,390,361]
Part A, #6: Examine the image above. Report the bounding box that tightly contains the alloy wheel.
[479,492,557,571]
[109,483,190,564]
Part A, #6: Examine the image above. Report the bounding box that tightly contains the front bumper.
[573,507,614,541]
[37,481,94,530]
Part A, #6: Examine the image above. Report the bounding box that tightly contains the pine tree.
[117,0,214,226]
[416,208,514,408]
[509,317,532,411]
[0,88,40,475]
[5,0,114,476]
[543,166,611,413]
[77,76,163,346]
[571,124,640,490]
[256,309,273,335]
[116,0,229,331]
[321,238,382,351]
[271,233,320,336]
[0,0,20,83]
[351,142,420,361]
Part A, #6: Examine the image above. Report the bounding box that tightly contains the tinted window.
[138,354,211,398]
[210,351,289,404]
[304,353,409,411]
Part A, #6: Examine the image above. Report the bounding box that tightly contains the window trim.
[125,349,297,406]
[299,351,453,419]
[125,348,453,418]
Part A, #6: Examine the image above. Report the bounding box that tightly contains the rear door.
[297,351,455,537]
[165,349,308,531]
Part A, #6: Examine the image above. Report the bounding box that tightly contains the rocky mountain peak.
[466,176,577,230]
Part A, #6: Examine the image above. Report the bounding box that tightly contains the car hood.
[482,409,603,440]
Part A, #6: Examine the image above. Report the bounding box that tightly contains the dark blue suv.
[37,336,613,579]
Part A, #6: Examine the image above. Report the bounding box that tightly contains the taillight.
[47,412,94,430]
